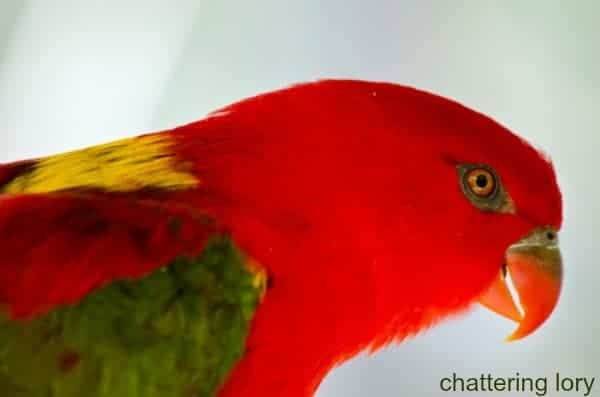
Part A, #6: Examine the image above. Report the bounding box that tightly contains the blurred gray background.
[0,1,597,396]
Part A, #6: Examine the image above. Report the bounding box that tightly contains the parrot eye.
[456,164,514,213]
[465,168,496,198]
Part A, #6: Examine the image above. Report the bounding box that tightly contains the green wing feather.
[0,237,263,397]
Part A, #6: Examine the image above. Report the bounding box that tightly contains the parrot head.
[345,82,563,342]
[179,80,563,345]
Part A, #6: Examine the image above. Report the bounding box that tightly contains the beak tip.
[504,331,521,343]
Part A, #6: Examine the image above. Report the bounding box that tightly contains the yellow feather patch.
[1,134,199,194]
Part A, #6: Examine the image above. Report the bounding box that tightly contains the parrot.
[0,79,562,397]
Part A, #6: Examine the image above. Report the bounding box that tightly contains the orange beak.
[478,227,562,341]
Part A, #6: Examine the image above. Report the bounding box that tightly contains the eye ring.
[456,163,514,213]
[465,168,497,198]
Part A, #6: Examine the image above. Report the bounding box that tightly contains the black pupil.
[475,174,489,188]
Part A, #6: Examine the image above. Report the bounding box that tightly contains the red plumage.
[0,193,217,317]
[0,80,562,396]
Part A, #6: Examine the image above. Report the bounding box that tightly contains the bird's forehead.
[442,115,562,228]
[394,90,563,228]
